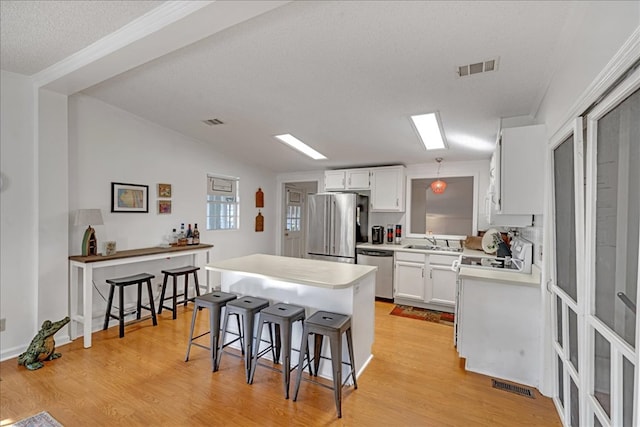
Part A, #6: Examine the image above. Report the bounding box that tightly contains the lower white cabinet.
[394,251,456,313]
[428,265,456,306]
[394,260,425,301]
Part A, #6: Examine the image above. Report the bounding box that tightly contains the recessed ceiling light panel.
[274,134,327,160]
[410,112,448,151]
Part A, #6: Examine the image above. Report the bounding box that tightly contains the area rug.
[11,411,63,427]
[390,304,454,326]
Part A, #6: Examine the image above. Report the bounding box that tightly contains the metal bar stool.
[292,310,357,418]
[103,273,157,338]
[216,296,271,381]
[185,291,243,371]
[248,303,313,399]
[158,266,201,319]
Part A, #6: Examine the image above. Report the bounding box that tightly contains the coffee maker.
[371,226,384,244]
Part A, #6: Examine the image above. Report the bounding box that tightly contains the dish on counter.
[481,228,500,254]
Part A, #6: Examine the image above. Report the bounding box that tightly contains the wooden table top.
[69,243,213,263]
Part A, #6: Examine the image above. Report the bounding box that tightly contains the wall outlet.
[0,318,6,332]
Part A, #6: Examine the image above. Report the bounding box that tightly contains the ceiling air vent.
[203,118,224,126]
[457,57,499,77]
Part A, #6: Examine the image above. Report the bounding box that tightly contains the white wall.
[1,71,38,358]
[0,85,279,360]
[38,89,70,326]
[68,94,278,331]
[536,1,640,136]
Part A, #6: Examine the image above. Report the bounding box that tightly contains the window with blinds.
[206,174,239,230]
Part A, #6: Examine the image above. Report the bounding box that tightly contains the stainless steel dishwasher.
[356,248,394,299]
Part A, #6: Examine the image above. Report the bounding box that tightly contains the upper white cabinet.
[324,170,347,190]
[371,166,405,212]
[324,169,371,191]
[346,169,371,189]
[494,124,546,215]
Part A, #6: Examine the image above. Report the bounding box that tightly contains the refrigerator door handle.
[329,198,336,253]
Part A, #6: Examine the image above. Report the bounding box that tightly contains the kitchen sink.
[404,244,434,250]
[403,244,462,253]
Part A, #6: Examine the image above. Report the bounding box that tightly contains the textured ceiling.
[2,1,583,173]
[0,0,162,75]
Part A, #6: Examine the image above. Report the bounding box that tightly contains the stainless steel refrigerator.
[306,193,368,263]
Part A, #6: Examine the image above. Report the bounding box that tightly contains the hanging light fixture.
[430,158,447,194]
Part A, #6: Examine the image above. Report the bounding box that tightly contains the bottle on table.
[186,224,193,245]
[192,223,200,245]
[171,228,178,245]
[178,223,187,246]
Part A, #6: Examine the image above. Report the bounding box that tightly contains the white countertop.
[459,264,541,286]
[357,242,486,257]
[357,241,540,284]
[205,253,377,289]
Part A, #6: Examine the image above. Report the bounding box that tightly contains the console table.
[69,244,213,348]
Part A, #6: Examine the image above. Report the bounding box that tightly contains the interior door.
[584,80,638,427]
[283,186,304,258]
[549,117,585,426]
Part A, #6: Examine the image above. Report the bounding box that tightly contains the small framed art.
[158,183,172,198]
[111,182,149,213]
[158,200,172,214]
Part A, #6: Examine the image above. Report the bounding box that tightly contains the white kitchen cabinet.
[394,251,456,313]
[426,254,457,308]
[371,165,405,212]
[394,251,425,301]
[324,169,371,191]
[346,169,371,189]
[394,260,425,301]
[324,170,347,191]
[492,124,545,216]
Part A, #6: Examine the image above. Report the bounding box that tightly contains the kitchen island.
[205,254,377,381]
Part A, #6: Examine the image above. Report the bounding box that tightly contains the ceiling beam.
[32,0,291,94]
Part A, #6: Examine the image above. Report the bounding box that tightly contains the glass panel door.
[585,75,638,427]
[550,117,585,426]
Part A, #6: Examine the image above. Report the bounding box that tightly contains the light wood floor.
[1,301,560,426]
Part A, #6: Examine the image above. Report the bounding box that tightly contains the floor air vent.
[491,379,535,399]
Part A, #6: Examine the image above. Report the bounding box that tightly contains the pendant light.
[430,158,447,194]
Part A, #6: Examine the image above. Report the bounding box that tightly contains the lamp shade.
[430,179,447,194]
[74,209,104,226]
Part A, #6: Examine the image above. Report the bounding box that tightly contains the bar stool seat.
[103,273,157,338]
[158,266,201,319]
[293,310,357,418]
[185,291,241,371]
[248,303,312,399]
[216,296,271,382]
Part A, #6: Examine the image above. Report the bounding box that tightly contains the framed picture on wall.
[158,200,172,214]
[158,183,172,198]
[111,182,149,213]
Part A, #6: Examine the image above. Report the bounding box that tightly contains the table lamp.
[75,209,103,256]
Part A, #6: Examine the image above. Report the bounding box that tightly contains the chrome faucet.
[425,236,438,246]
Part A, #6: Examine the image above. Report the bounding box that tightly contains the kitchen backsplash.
[517,215,544,267]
